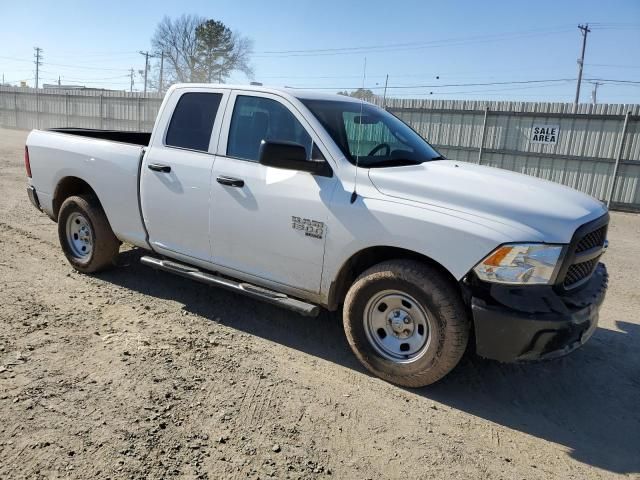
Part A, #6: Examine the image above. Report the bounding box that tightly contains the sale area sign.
[531,124,560,144]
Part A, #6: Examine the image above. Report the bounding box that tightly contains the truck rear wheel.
[57,195,120,273]
[343,259,469,387]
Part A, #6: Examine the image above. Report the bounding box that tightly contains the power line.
[390,82,576,96]
[257,65,578,80]
[44,73,131,81]
[0,22,632,80]
[46,52,141,61]
[260,26,575,53]
[49,77,130,85]
[45,61,130,72]
[586,78,640,85]
[253,27,576,57]
[20,74,632,92]
[588,24,640,31]
[292,78,577,91]
[587,22,640,26]
[585,63,640,69]
[0,55,131,72]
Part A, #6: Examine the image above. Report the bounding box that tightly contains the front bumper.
[470,263,608,362]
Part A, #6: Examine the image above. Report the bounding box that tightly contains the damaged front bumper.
[468,263,608,362]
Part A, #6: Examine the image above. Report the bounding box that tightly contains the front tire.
[343,260,469,387]
[57,195,120,273]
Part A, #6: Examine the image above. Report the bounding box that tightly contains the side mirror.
[258,140,330,176]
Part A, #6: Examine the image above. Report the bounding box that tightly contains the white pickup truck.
[25,84,609,387]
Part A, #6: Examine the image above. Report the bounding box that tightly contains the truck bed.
[26,128,149,249]
[47,128,151,146]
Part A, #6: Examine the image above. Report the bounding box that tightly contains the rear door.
[141,88,228,260]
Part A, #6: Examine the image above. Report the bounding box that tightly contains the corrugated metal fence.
[376,98,640,211]
[1,86,638,210]
[0,86,163,132]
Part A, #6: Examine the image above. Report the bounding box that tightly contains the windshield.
[300,99,443,167]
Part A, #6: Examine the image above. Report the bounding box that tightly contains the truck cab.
[141,86,338,300]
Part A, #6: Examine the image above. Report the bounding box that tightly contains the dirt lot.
[0,127,639,479]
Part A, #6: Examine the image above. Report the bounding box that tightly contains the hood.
[368,160,607,243]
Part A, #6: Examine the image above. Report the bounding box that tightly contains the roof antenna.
[350,57,367,204]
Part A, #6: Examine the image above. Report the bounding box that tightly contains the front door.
[210,92,337,293]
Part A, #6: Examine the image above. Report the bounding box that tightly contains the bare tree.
[151,14,253,84]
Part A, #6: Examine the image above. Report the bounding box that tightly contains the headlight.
[473,244,564,285]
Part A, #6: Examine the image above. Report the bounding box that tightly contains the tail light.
[24,146,32,178]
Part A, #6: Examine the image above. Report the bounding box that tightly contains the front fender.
[320,190,527,303]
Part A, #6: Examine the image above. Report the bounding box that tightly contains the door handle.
[216,175,244,188]
[148,163,171,173]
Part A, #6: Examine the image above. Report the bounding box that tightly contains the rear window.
[165,92,222,151]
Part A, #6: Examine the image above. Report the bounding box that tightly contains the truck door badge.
[292,216,324,239]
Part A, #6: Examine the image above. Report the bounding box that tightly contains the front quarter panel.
[320,182,522,301]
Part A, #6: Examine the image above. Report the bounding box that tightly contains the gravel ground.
[1,127,639,479]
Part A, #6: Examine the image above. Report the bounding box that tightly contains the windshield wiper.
[365,158,425,168]
[430,155,446,160]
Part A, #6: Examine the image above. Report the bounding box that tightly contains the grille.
[562,220,608,289]
[564,259,598,287]
[575,226,607,253]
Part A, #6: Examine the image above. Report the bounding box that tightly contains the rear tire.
[343,259,469,387]
[57,195,119,273]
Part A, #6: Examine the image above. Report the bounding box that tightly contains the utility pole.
[139,51,150,95]
[129,68,135,93]
[574,24,591,106]
[58,76,61,87]
[34,47,43,89]
[34,46,43,128]
[382,74,389,108]
[591,81,602,104]
[158,51,164,93]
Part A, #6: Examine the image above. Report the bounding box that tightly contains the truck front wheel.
[57,195,120,273]
[343,260,469,387]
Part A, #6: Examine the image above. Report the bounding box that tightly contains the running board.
[140,256,319,317]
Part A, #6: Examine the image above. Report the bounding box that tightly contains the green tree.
[195,20,253,83]
[151,14,253,84]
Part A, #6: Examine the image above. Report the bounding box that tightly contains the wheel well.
[327,246,461,311]
[52,177,98,220]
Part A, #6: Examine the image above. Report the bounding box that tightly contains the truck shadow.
[99,249,640,476]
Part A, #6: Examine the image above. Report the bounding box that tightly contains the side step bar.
[140,256,319,317]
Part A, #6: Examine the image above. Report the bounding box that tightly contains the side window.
[227,95,314,161]
[165,92,222,152]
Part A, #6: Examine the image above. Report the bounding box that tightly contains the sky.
[1,0,639,103]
